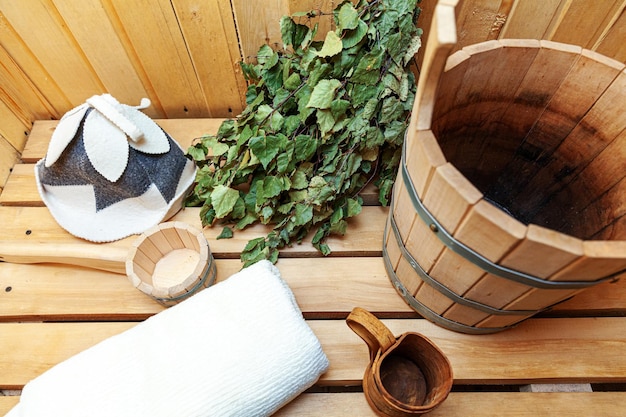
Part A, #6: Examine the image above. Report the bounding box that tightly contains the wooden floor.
[1,119,625,416]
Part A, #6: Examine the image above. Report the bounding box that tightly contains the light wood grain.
[108,0,210,118]
[3,391,626,417]
[510,50,624,216]
[21,118,227,162]
[596,5,626,62]
[549,0,625,49]
[500,0,564,39]
[0,205,387,258]
[1,317,626,388]
[0,0,104,106]
[51,0,152,113]
[171,0,247,117]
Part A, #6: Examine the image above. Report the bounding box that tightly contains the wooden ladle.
[0,221,216,306]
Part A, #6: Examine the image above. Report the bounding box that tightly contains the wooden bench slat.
[0,206,388,261]
[0,258,412,321]
[277,391,626,417]
[1,317,625,388]
[0,164,40,207]
[21,119,227,163]
[1,256,624,322]
[0,162,381,207]
[2,392,625,417]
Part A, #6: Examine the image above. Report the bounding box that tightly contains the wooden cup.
[346,307,453,416]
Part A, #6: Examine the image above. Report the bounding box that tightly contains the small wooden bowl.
[126,221,216,306]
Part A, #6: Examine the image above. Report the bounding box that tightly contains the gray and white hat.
[35,94,197,242]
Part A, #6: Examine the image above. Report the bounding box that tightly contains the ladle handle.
[411,0,458,131]
[346,307,396,362]
[0,241,128,274]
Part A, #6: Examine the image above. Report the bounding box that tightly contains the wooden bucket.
[383,2,626,334]
[126,222,216,306]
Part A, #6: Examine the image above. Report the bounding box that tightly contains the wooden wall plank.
[50,0,156,116]
[108,0,209,118]
[500,0,564,39]
[0,135,19,190]
[0,99,29,153]
[232,0,334,62]
[549,0,626,49]
[0,0,105,104]
[0,4,72,115]
[452,0,507,53]
[231,0,288,61]
[595,5,626,62]
[171,0,246,118]
[0,45,56,123]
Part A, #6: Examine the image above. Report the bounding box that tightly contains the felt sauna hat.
[35,94,197,242]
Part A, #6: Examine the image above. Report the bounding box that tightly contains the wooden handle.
[346,307,396,362]
[410,0,458,131]
[0,241,128,274]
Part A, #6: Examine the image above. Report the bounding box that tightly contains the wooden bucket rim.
[125,221,216,304]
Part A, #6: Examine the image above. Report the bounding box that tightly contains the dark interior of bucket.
[429,45,625,242]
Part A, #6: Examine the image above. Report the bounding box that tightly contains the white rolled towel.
[7,260,329,416]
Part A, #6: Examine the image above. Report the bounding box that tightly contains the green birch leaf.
[341,19,368,49]
[231,196,246,218]
[202,136,229,157]
[380,97,404,124]
[295,134,318,161]
[294,203,313,226]
[257,45,277,67]
[212,185,240,218]
[262,64,284,95]
[278,201,295,214]
[240,61,259,82]
[362,98,379,120]
[235,213,258,230]
[383,120,406,145]
[330,99,350,119]
[262,176,284,198]
[350,83,377,106]
[289,189,308,202]
[284,72,301,90]
[386,32,404,64]
[316,31,343,57]
[308,63,332,87]
[351,46,384,85]
[337,2,360,31]
[308,176,335,204]
[306,79,342,109]
[280,16,295,48]
[253,104,273,125]
[316,109,336,137]
[400,72,410,101]
[217,227,233,239]
[186,145,206,161]
[270,110,284,131]
[296,23,315,50]
[250,135,280,169]
[291,169,309,189]
[216,119,235,137]
[329,219,348,234]
[276,151,291,174]
[403,33,422,65]
[283,115,301,136]
[346,198,362,217]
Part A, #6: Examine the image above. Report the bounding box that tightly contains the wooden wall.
[1,0,625,193]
